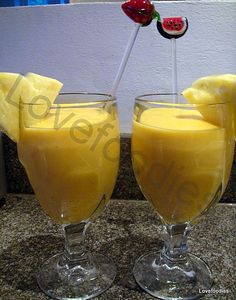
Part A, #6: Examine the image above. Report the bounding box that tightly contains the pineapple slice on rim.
[0,73,29,142]
[0,72,63,142]
[25,72,63,105]
[183,74,236,192]
[182,74,236,135]
[22,73,63,129]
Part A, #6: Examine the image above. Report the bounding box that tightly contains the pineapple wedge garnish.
[25,72,63,105]
[0,72,63,142]
[0,73,29,142]
[183,74,236,190]
[182,74,236,135]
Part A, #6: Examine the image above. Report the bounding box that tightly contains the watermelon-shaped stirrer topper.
[156,16,188,39]
[155,15,188,104]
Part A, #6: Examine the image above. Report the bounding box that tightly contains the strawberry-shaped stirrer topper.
[110,0,156,96]
[122,0,189,38]
[121,0,155,26]
[111,0,188,96]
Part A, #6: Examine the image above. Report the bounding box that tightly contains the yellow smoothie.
[132,107,233,224]
[18,105,120,224]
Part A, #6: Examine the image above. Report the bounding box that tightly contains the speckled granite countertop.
[0,194,235,300]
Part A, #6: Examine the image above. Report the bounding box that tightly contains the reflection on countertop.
[0,194,235,299]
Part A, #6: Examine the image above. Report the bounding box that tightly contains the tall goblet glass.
[18,93,120,299]
[132,94,234,300]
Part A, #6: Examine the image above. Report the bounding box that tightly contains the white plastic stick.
[110,23,141,97]
[171,38,178,103]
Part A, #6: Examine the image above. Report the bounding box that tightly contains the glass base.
[37,252,116,300]
[133,251,213,300]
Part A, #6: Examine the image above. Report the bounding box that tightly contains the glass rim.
[20,92,116,106]
[135,93,232,107]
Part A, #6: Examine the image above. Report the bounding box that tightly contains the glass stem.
[63,221,90,262]
[162,223,191,262]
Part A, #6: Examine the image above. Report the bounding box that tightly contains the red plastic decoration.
[121,0,155,26]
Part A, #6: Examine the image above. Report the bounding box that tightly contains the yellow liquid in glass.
[132,107,233,224]
[18,106,120,224]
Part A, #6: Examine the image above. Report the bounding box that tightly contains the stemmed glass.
[132,94,234,299]
[17,93,120,299]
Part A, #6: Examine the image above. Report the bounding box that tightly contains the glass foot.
[37,252,116,300]
[133,251,213,300]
